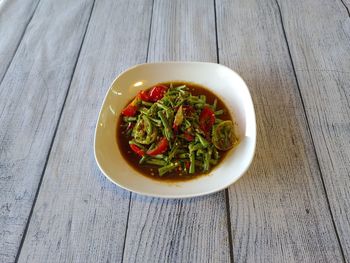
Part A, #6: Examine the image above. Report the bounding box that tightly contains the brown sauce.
[116,82,234,182]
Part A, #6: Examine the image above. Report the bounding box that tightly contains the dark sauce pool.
[116,82,234,182]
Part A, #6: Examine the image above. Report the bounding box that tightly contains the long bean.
[158,111,173,141]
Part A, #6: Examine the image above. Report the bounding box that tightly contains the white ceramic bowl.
[94,62,256,198]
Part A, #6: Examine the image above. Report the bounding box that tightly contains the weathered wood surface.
[122,1,231,263]
[0,0,94,262]
[341,0,350,11]
[1,0,350,262]
[16,0,153,262]
[0,0,40,83]
[277,0,350,260]
[216,0,345,262]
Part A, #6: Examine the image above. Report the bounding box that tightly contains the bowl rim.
[94,61,256,198]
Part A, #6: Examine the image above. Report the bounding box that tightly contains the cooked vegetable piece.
[132,115,157,144]
[137,90,150,101]
[129,144,145,157]
[199,106,215,134]
[173,105,184,127]
[121,96,141,116]
[148,85,168,101]
[122,104,138,117]
[147,137,168,156]
[212,120,237,151]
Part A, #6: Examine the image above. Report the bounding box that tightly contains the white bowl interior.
[95,62,256,198]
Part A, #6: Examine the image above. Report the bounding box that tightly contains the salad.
[118,82,238,178]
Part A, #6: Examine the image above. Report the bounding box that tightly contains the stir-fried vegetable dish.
[117,82,238,180]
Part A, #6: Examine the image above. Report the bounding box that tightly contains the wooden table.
[1,0,350,262]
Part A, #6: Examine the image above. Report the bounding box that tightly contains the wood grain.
[0,0,40,83]
[340,0,350,11]
[122,1,231,262]
[16,0,153,262]
[277,0,350,260]
[0,0,94,262]
[216,0,345,262]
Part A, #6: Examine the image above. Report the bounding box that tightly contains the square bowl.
[94,62,256,198]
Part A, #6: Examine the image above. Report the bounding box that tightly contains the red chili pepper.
[199,106,215,134]
[122,104,138,117]
[130,144,145,157]
[184,132,194,142]
[137,90,150,101]
[146,137,168,156]
[121,92,142,116]
[148,85,168,102]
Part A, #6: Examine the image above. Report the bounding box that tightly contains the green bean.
[184,119,192,129]
[139,156,148,164]
[215,109,224,116]
[189,143,202,152]
[123,116,137,122]
[203,152,210,171]
[158,111,173,141]
[129,140,146,150]
[189,152,195,174]
[196,149,205,156]
[142,101,153,107]
[162,97,174,107]
[168,144,178,161]
[153,154,165,159]
[195,103,204,109]
[159,162,179,176]
[146,159,167,166]
[175,85,187,91]
[156,102,171,112]
[148,103,158,116]
[196,133,209,148]
[139,107,148,115]
[212,99,217,110]
[149,117,162,126]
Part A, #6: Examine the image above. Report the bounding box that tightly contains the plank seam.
[0,0,41,87]
[119,192,132,263]
[339,0,350,16]
[145,0,155,63]
[225,189,235,263]
[120,0,154,261]
[213,0,220,65]
[214,0,234,262]
[13,1,97,261]
[274,0,347,261]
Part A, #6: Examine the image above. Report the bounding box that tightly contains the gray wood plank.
[122,1,231,262]
[0,0,94,262]
[16,0,153,262]
[0,0,40,83]
[216,0,345,262]
[277,0,350,260]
